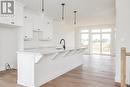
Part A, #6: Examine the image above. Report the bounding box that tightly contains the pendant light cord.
[74,11,77,25]
[61,3,65,20]
[42,0,44,12]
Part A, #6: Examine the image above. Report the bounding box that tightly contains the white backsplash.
[24,31,54,49]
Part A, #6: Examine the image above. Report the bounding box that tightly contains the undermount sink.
[56,47,63,50]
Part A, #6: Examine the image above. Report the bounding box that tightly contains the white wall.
[115,0,130,84]
[52,21,75,49]
[0,27,19,70]
[75,28,80,48]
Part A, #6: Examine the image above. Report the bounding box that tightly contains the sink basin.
[56,48,63,50]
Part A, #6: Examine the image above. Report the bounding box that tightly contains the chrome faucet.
[60,39,66,50]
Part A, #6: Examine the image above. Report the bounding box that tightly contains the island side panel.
[35,53,83,87]
[17,53,35,87]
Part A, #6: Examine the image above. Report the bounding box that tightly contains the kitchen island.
[17,47,86,87]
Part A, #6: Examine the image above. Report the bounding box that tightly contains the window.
[80,29,89,48]
[81,34,89,45]
[101,28,111,33]
[91,29,100,33]
[80,27,112,55]
[80,29,89,33]
[102,34,111,54]
[91,34,101,54]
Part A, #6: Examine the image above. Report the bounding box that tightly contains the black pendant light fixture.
[74,11,77,25]
[61,3,65,20]
[42,0,44,13]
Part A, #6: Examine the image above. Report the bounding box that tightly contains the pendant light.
[61,3,65,20]
[74,11,77,25]
[42,0,44,13]
[41,0,45,20]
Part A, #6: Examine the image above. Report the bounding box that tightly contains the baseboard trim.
[0,68,16,72]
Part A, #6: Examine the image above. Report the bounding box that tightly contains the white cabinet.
[43,18,53,40]
[32,15,53,41]
[0,16,11,25]
[38,16,53,41]
[22,11,53,41]
[23,11,33,40]
[32,15,43,32]
[0,2,23,27]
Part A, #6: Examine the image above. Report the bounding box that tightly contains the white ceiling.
[18,0,116,26]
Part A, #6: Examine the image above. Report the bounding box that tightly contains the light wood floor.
[0,55,119,87]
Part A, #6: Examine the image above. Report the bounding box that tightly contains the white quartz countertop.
[17,47,87,64]
[17,47,86,55]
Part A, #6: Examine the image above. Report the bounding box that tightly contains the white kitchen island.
[17,47,86,87]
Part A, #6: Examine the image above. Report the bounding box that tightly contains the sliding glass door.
[80,29,89,49]
[80,28,112,55]
[80,34,89,48]
[91,34,101,54]
[102,34,111,55]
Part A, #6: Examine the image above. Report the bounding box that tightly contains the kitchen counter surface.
[17,47,86,55]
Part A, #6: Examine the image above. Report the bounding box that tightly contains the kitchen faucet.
[60,39,66,50]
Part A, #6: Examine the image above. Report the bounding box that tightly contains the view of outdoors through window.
[80,28,111,55]
[92,34,101,54]
[81,33,89,49]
